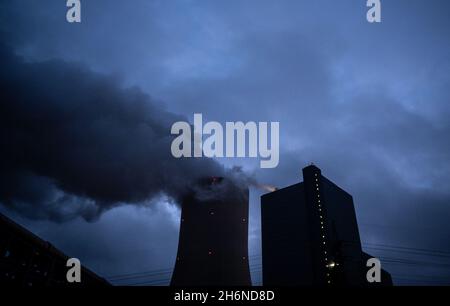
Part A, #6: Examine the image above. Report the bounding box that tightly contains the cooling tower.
[171,177,251,286]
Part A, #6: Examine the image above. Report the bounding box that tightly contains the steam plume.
[0,44,228,221]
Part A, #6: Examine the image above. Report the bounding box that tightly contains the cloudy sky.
[1,0,449,285]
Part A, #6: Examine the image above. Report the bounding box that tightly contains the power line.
[363,242,450,258]
[106,242,450,285]
[107,254,263,281]
[393,277,450,285]
[115,266,264,286]
[111,270,173,282]
[108,262,263,285]
[359,222,441,234]
[107,267,173,279]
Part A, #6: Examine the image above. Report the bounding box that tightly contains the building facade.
[261,165,392,286]
[0,213,110,287]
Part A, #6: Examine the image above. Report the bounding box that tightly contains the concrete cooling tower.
[170,177,251,286]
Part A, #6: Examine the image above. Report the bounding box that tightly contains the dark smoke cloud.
[0,43,227,222]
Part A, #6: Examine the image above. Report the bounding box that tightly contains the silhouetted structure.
[261,165,392,286]
[171,177,251,286]
[0,213,110,287]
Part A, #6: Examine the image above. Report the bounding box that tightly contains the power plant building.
[261,165,392,286]
[0,213,110,287]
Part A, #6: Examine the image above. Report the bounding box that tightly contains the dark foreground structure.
[0,213,110,287]
[171,177,251,286]
[261,165,392,286]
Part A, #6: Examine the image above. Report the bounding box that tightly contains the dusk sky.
[1,0,449,285]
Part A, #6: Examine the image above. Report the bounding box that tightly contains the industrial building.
[261,165,392,286]
[171,177,251,286]
[0,212,110,287]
